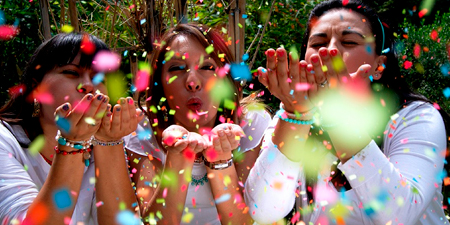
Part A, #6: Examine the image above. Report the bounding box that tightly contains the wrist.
[204,153,234,170]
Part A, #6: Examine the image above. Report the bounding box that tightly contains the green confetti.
[165,50,175,62]
[238,23,243,28]
[205,45,214,54]
[29,135,45,156]
[331,56,345,73]
[221,27,227,34]
[106,72,127,104]
[119,202,126,211]
[224,99,236,110]
[168,76,178,84]
[289,46,299,60]
[149,105,157,113]
[169,109,176,115]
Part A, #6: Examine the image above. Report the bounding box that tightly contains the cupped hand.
[54,93,108,141]
[203,123,244,162]
[95,97,145,141]
[161,125,208,160]
[258,47,315,113]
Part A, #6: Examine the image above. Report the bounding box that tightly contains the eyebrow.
[310,29,365,39]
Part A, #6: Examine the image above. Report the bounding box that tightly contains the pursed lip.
[187,97,203,111]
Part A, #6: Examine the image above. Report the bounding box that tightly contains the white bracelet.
[280,103,317,119]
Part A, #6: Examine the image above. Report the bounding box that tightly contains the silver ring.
[90,123,97,126]
[319,79,328,88]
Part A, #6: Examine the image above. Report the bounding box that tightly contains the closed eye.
[309,42,327,48]
[168,65,186,72]
[342,41,358,46]
[62,70,79,76]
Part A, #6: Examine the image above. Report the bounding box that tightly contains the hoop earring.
[32,98,40,117]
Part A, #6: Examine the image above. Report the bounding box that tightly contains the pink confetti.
[216,64,230,78]
[403,61,413,69]
[92,51,121,72]
[400,138,408,144]
[433,102,440,110]
[34,92,54,104]
[135,70,150,91]
[162,187,168,198]
[192,198,196,208]
[96,201,104,207]
[0,25,18,41]
[295,82,310,91]
[181,184,187,192]
[249,83,254,89]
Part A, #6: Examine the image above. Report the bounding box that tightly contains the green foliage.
[398,11,450,112]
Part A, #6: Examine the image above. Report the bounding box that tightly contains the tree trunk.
[68,0,79,32]
[227,0,246,63]
[39,0,51,40]
[174,0,188,24]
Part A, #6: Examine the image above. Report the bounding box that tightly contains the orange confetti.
[273,181,283,190]
[355,160,363,167]
[445,177,450,186]
[217,2,223,7]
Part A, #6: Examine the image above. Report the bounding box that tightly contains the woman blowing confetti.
[245,0,449,224]
[125,23,270,225]
[0,32,143,225]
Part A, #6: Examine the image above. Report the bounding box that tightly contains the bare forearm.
[94,145,136,225]
[28,153,85,225]
[272,119,312,162]
[142,153,192,225]
[207,166,253,225]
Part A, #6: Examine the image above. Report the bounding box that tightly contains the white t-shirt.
[0,122,98,225]
[245,101,449,225]
[125,110,271,225]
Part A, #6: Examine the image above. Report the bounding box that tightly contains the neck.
[39,117,58,163]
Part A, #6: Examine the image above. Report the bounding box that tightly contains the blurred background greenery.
[0,0,449,112]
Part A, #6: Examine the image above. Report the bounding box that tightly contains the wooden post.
[68,0,79,32]
[228,0,246,63]
[39,0,51,40]
[174,0,188,24]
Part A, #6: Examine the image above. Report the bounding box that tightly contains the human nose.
[328,38,340,51]
[78,73,95,94]
[185,71,202,92]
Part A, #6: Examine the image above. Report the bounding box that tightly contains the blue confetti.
[92,72,105,85]
[140,18,146,25]
[55,116,71,133]
[230,63,252,81]
[116,210,141,225]
[242,14,248,19]
[369,75,373,82]
[412,177,418,183]
[53,188,73,211]
[381,48,390,54]
[289,89,294,95]
[138,129,152,140]
[267,151,275,163]
[124,50,128,56]
[242,53,249,62]
[443,88,450,98]
[365,44,372,54]
[13,18,19,27]
[440,64,450,77]
[215,193,231,204]
[257,24,262,29]
[0,10,4,25]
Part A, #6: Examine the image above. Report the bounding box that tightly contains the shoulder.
[0,121,24,155]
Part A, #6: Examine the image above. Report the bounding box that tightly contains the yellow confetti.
[181,212,194,223]
[61,25,74,33]
[29,135,45,156]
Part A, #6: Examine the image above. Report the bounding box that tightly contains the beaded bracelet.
[54,146,92,167]
[92,138,124,146]
[55,130,93,150]
[280,103,317,118]
[276,109,314,125]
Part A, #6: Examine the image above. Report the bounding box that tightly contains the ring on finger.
[319,79,329,88]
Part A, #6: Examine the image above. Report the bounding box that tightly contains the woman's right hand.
[258,47,315,113]
[54,93,108,142]
[161,125,208,160]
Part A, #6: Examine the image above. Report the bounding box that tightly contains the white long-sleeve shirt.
[245,101,448,225]
[0,122,98,225]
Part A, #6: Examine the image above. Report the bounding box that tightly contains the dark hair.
[0,32,109,141]
[139,23,241,141]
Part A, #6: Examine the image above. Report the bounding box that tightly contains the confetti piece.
[215,193,231,204]
[0,25,18,41]
[92,72,105,85]
[23,202,49,224]
[440,64,450,77]
[135,70,150,91]
[61,25,74,33]
[0,10,4,25]
[168,75,178,84]
[224,99,236,110]
[413,43,421,58]
[80,35,95,55]
[116,210,140,225]
[96,201,104,207]
[205,45,214,54]
[92,51,121,72]
[55,116,71,133]
[230,63,251,81]
[181,212,194,223]
[430,30,438,40]
[403,60,412,69]
[289,46,299,60]
[29,135,45,156]
[53,188,73,210]
[34,91,54,105]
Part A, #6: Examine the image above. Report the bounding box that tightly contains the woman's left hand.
[95,97,144,141]
[203,124,244,162]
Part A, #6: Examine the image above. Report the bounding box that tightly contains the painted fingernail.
[330,49,338,56]
[87,95,93,100]
[116,106,121,111]
[106,112,112,117]
[218,130,225,137]
[277,50,285,57]
[62,104,69,111]
[97,95,104,101]
[300,62,307,68]
[127,98,134,104]
[103,97,108,103]
[311,55,319,63]
[267,51,275,57]
[319,49,328,57]
[307,66,313,72]
[120,98,126,104]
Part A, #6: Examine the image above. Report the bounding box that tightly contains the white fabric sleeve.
[239,110,271,153]
[244,117,302,224]
[338,102,446,224]
[0,125,38,223]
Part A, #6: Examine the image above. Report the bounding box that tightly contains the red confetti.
[418,9,428,18]
[80,35,95,55]
[413,43,421,58]
[0,25,18,41]
[183,148,195,161]
[403,60,413,69]
[8,84,26,97]
[430,30,438,41]
[342,0,348,6]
